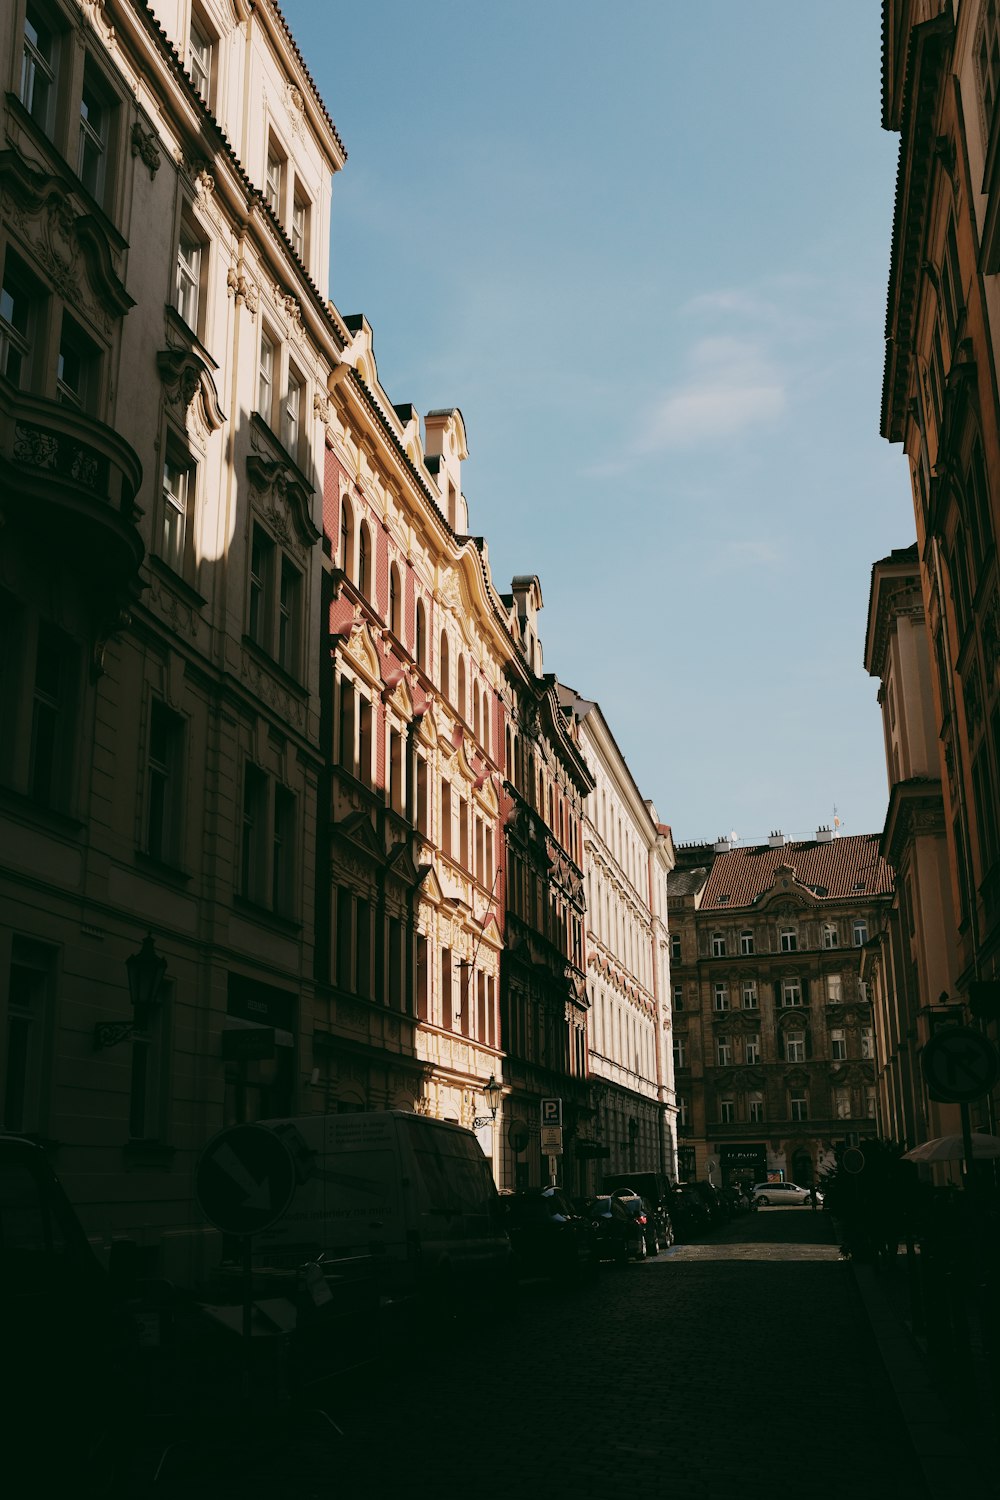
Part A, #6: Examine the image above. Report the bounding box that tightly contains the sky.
[282,0,915,847]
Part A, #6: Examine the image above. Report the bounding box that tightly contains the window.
[711,932,726,957]
[258,331,275,421]
[358,524,372,601]
[145,700,184,863]
[5,938,54,1133]
[673,1036,687,1070]
[672,984,684,1012]
[834,1087,851,1120]
[30,623,75,808]
[785,1029,805,1063]
[188,15,212,100]
[241,763,296,914]
[748,1091,764,1124]
[389,564,401,637]
[860,1026,875,1061]
[0,258,35,388]
[719,1096,735,1124]
[439,630,450,696]
[781,978,802,1007]
[162,451,193,574]
[56,316,97,410]
[78,62,111,203]
[823,923,839,948]
[780,926,798,953]
[831,1028,847,1062]
[978,3,1000,136]
[176,232,202,331]
[677,1096,689,1129]
[742,980,758,1009]
[265,140,284,216]
[716,1035,732,1066]
[415,600,426,670]
[21,5,57,133]
[248,525,301,674]
[291,189,310,261]
[826,973,843,1004]
[339,497,354,577]
[789,1092,808,1122]
[864,1085,877,1119]
[852,919,868,947]
[670,934,681,961]
[713,982,729,1012]
[281,368,303,460]
[745,1033,760,1065]
[740,930,754,955]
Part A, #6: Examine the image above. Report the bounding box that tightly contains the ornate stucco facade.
[558,687,677,1191]
[669,834,892,1191]
[880,1,1000,1130]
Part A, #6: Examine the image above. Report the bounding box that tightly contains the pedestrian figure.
[808,1185,817,1210]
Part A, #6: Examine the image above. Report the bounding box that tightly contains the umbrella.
[902,1132,1000,1162]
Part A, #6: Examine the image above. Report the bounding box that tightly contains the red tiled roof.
[699,835,893,910]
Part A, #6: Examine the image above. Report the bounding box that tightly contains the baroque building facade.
[880,1,1000,1126]
[668,834,892,1191]
[0,0,678,1280]
[1,0,345,1286]
[558,686,677,1191]
[864,545,963,1148]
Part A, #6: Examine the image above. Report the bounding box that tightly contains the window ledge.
[0,782,85,835]
[240,635,308,697]
[123,1140,176,1170]
[148,555,207,609]
[232,893,301,934]
[134,849,192,885]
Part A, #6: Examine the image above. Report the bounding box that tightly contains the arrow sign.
[195,1123,297,1236]
[921,1027,1000,1104]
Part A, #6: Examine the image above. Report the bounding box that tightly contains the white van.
[252,1111,511,1306]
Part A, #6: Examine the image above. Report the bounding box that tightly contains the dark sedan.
[610,1188,674,1255]
[498,1188,597,1283]
[582,1194,646,1263]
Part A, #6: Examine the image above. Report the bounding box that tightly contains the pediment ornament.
[340,621,382,685]
[157,349,226,435]
[246,453,320,549]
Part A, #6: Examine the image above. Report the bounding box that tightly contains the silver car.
[752,1181,822,1207]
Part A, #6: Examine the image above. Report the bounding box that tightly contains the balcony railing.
[0,379,143,591]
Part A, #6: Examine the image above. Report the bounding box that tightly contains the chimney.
[713,834,732,853]
[768,830,786,847]
[816,825,834,843]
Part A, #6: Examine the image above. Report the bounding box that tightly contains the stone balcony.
[0,379,144,599]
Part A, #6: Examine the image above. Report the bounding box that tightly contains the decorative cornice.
[246,451,319,547]
[156,348,226,432]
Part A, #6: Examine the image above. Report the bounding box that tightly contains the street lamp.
[94,934,167,1049]
[472,1072,502,1128]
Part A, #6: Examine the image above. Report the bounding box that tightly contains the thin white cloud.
[637,337,785,451]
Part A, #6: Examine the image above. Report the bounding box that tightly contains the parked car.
[721,1185,750,1214]
[610,1189,673,1255]
[251,1111,513,1311]
[583,1194,647,1263]
[752,1181,823,1207]
[498,1188,597,1283]
[603,1172,675,1250]
[668,1183,712,1238]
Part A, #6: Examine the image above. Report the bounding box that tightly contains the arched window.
[415,600,426,670]
[439,630,450,698]
[340,497,353,577]
[358,523,370,599]
[457,655,466,720]
[481,689,489,749]
[389,563,401,636]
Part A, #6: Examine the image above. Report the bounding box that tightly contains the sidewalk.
[841,1232,1000,1499]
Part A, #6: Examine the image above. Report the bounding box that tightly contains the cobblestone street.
[334,1208,931,1500]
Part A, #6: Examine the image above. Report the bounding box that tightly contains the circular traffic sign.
[921,1027,1000,1104]
[195,1123,297,1236]
[507,1119,530,1153]
[842,1147,865,1175]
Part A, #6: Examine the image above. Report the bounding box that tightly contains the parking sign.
[541,1098,562,1127]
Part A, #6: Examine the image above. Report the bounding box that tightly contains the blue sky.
[282,0,915,845]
